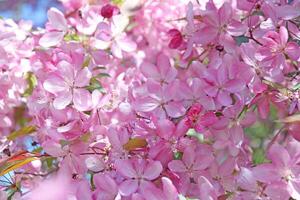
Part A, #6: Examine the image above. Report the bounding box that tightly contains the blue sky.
[0,0,62,27]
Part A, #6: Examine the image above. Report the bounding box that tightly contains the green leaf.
[186,128,204,142]
[252,148,266,165]
[173,151,183,160]
[123,138,147,151]
[245,122,269,138]
[13,106,27,127]
[59,140,70,147]
[293,83,300,91]
[64,33,80,42]
[234,35,249,46]
[7,126,36,141]
[0,151,40,176]
[82,56,91,68]
[95,73,111,78]
[93,66,107,70]
[252,10,264,16]
[85,78,105,93]
[23,72,37,97]
[111,0,124,5]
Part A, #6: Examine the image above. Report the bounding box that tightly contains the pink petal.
[53,91,72,110]
[224,79,245,93]
[286,42,300,60]
[134,98,159,113]
[43,76,68,94]
[73,88,92,111]
[42,141,66,157]
[142,161,163,180]
[276,5,300,20]
[116,36,137,52]
[279,26,288,46]
[48,7,67,31]
[91,50,110,65]
[196,27,218,44]
[227,20,247,36]
[199,112,218,126]
[94,174,118,194]
[111,42,123,58]
[74,67,92,87]
[268,143,290,168]
[168,160,186,173]
[118,179,138,196]
[237,167,257,191]
[115,159,137,178]
[258,98,270,119]
[217,65,228,85]
[194,154,214,171]
[218,2,232,23]
[164,101,186,118]
[204,86,218,97]
[57,61,74,85]
[253,164,280,183]
[0,116,12,128]
[265,182,290,200]
[217,90,232,106]
[162,177,178,200]
[182,147,195,168]
[157,119,175,139]
[157,53,177,83]
[140,62,160,79]
[39,31,64,48]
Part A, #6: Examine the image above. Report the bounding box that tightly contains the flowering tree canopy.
[1,0,300,199]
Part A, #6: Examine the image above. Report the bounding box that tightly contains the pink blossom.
[39,8,67,47]
[43,60,92,111]
[115,159,163,196]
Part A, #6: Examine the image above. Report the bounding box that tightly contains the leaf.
[234,35,249,46]
[64,33,80,42]
[111,0,124,5]
[86,78,106,93]
[7,126,36,141]
[82,56,91,68]
[252,148,266,165]
[173,151,183,160]
[186,128,204,142]
[293,83,300,91]
[95,73,111,78]
[0,151,39,176]
[13,106,27,127]
[279,114,300,123]
[0,157,37,176]
[93,66,107,71]
[22,72,37,97]
[123,138,147,151]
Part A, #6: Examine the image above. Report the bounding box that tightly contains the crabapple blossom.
[2,0,300,199]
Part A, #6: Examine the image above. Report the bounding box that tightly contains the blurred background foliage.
[0,0,62,27]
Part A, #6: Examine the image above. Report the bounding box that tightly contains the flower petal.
[115,159,137,178]
[39,31,64,48]
[168,160,186,173]
[48,7,67,31]
[53,91,72,110]
[142,161,163,180]
[43,76,68,94]
[74,67,92,87]
[73,89,92,111]
[118,179,138,196]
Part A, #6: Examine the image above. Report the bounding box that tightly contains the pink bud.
[168,29,183,49]
[101,4,116,19]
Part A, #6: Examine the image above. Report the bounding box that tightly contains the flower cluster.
[1,0,300,200]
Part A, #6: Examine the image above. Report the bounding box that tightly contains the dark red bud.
[168,29,183,49]
[101,4,115,18]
